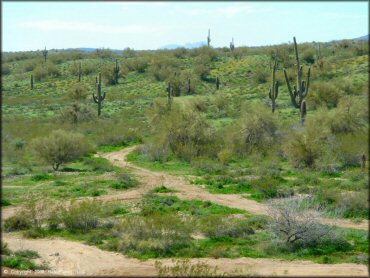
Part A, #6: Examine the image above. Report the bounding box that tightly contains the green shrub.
[31,173,52,181]
[200,216,254,239]
[61,200,100,232]
[308,82,343,108]
[253,66,269,84]
[82,156,114,172]
[4,215,32,232]
[2,63,11,75]
[111,213,191,257]
[33,65,48,81]
[31,129,94,170]
[67,83,89,101]
[111,171,139,190]
[225,103,278,156]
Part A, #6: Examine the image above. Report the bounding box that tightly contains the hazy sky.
[3,1,368,52]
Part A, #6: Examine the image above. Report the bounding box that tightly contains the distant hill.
[353,34,369,41]
[159,41,207,50]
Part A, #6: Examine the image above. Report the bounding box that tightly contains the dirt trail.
[2,146,368,232]
[2,233,368,277]
[98,146,369,231]
[3,146,368,231]
[2,146,369,276]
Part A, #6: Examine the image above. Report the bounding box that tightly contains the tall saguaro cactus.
[30,74,34,90]
[230,38,235,52]
[207,29,211,47]
[187,78,191,95]
[78,62,82,82]
[269,56,279,113]
[216,77,220,90]
[114,59,120,85]
[167,81,173,109]
[42,46,48,63]
[283,37,311,124]
[93,73,106,116]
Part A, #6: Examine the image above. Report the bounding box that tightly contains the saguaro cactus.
[269,56,279,113]
[187,78,191,94]
[167,81,173,109]
[42,46,48,63]
[93,73,106,116]
[114,59,120,85]
[216,77,220,90]
[30,74,34,90]
[361,154,366,170]
[207,29,211,47]
[300,100,307,124]
[283,37,311,124]
[230,38,235,52]
[78,62,82,82]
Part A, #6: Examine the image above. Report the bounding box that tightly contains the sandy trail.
[2,233,368,277]
[2,146,369,276]
[2,146,368,231]
[98,146,369,230]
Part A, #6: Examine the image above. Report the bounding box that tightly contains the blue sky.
[2,1,368,52]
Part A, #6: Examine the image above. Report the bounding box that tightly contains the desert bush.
[253,66,269,84]
[111,170,139,189]
[61,200,101,232]
[144,100,218,162]
[32,65,48,81]
[225,103,278,156]
[192,46,218,61]
[31,129,93,170]
[122,47,136,58]
[301,48,315,64]
[94,48,114,59]
[2,63,11,75]
[23,59,41,72]
[155,259,221,277]
[82,156,114,172]
[267,197,337,248]
[172,47,188,59]
[329,96,368,134]
[46,62,61,77]
[125,57,149,73]
[308,82,343,108]
[334,190,368,218]
[111,213,191,256]
[148,56,180,81]
[200,216,254,239]
[4,215,32,232]
[101,64,127,85]
[60,103,95,124]
[67,83,89,101]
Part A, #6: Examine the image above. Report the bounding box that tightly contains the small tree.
[31,130,93,170]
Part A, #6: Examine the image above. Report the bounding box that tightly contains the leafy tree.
[31,130,93,170]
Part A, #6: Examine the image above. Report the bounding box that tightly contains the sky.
[2,1,369,52]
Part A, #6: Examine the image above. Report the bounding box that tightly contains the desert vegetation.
[1,35,368,276]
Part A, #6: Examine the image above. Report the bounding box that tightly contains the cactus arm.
[269,88,272,99]
[102,91,106,100]
[275,81,279,98]
[284,69,299,108]
[303,67,311,97]
[93,93,99,103]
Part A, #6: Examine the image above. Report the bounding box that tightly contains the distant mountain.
[353,34,369,41]
[159,41,207,50]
